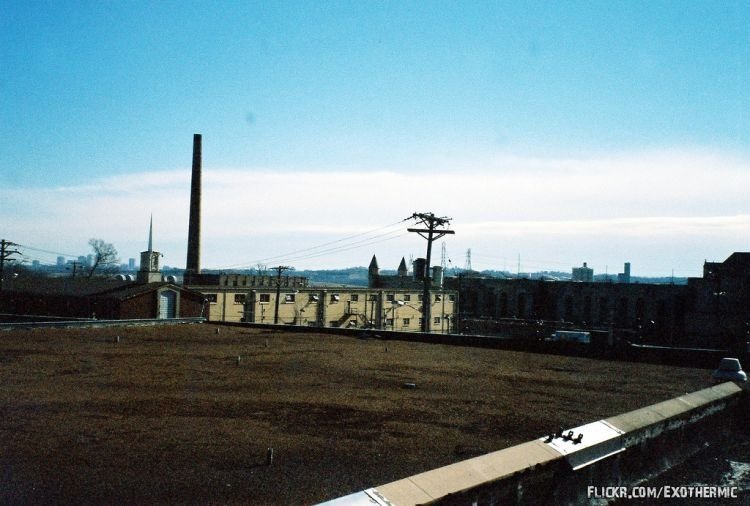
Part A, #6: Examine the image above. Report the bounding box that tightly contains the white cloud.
[2,148,748,276]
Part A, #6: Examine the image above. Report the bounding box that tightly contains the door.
[159,290,177,319]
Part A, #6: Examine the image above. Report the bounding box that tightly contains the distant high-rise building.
[129,258,136,271]
[572,262,594,282]
[57,256,65,267]
[617,262,631,283]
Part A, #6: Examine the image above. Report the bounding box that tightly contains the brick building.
[448,252,750,351]
[0,277,205,320]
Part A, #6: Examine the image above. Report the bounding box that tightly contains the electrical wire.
[215,218,409,270]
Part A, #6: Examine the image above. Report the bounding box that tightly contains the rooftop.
[0,325,711,504]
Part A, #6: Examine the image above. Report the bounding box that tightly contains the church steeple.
[147,214,153,253]
[137,215,162,283]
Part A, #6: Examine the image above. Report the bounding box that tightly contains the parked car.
[712,358,748,382]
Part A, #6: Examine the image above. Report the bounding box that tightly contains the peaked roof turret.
[369,255,379,270]
[397,257,408,276]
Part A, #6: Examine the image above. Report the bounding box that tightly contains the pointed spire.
[369,255,379,271]
[148,214,153,252]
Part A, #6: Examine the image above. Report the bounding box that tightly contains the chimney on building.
[185,134,202,281]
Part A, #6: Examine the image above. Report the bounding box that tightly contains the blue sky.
[1,1,748,276]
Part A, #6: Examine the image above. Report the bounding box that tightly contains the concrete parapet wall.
[0,317,206,331]
[319,382,744,505]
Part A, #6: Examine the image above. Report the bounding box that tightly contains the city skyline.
[1,2,748,277]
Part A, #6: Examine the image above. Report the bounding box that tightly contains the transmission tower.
[441,242,447,271]
[406,212,455,333]
[464,248,472,272]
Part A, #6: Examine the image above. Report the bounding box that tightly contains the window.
[284,294,296,303]
[309,294,320,302]
[351,294,359,302]
[386,293,395,302]
[330,294,340,303]
[234,294,246,304]
[418,294,424,301]
[449,294,456,302]
[434,317,441,324]
[259,293,271,304]
[369,294,377,301]
[403,318,410,327]
[403,294,411,302]
[435,294,442,302]
[205,293,218,303]
[386,318,394,326]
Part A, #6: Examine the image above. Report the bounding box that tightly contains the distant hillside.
[160,266,688,286]
[295,267,369,286]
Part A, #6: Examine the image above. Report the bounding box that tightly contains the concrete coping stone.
[318,382,744,506]
[605,382,742,435]
[374,440,561,505]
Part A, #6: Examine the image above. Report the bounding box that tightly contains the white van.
[549,330,591,344]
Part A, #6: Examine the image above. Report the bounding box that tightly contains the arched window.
[517,293,527,319]
[499,292,508,317]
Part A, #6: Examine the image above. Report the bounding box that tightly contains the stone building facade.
[186,258,458,333]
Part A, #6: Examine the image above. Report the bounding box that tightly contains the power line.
[14,243,80,259]
[216,218,409,270]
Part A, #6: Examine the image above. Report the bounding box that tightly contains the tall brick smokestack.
[186,134,202,279]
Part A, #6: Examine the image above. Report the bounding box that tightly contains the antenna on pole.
[406,212,455,333]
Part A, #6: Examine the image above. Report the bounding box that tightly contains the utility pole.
[407,213,455,333]
[69,261,82,278]
[0,240,21,292]
[272,266,291,324]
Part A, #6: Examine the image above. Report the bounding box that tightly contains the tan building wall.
[195,286,457,334]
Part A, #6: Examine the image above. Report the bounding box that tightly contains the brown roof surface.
[2,277,200,301]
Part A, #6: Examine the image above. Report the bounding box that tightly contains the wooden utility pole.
[407,213,455,332]
[0,240,20,292]
[69,261,82,278]
[272,266,292,324]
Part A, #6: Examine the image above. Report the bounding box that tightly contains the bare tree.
[87,239,120,278]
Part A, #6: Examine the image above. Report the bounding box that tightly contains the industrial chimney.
[185,134,202,281]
